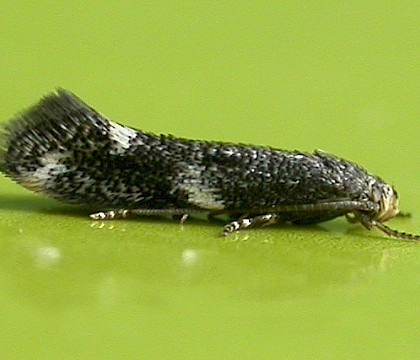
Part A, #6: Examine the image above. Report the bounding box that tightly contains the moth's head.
[369,180,399,222]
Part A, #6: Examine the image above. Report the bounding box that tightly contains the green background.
[0,2,418,359]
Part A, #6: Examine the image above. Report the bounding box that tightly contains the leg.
[221,200,379,236]
[89,208,205,220]
[90,209,131,220]
[172,214,189,224]
[222,214,280,236]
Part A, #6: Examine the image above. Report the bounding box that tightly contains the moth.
[0,89,418,240]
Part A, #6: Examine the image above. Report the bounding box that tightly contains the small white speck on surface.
[33,246,62,269]
[181,249,200,266]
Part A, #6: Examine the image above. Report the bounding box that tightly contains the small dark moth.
[0,90,418,240]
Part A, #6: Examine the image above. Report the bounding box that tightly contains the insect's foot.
[173,214,189,224]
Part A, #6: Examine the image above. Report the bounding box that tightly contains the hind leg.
[222,214,280,236]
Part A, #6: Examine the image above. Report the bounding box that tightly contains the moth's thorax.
[368,178,399,222]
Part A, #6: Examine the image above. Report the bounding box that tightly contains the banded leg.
[222,214,280,236]
[90,208,205,221]
[90,209,131,220]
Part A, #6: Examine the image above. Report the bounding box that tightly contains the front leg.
[221,200,379,236]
